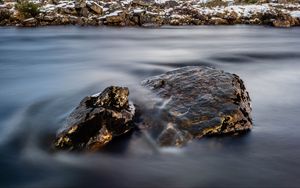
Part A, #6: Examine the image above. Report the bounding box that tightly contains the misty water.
[0,26,300,188]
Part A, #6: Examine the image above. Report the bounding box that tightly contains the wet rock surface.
[141,66,252,147]
[53,67,252,150]
[53,86,135,151]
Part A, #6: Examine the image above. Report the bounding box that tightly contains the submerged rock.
[141,66,252,147]
[53,86,135,151]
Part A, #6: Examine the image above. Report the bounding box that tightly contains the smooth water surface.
[0,26,300,188]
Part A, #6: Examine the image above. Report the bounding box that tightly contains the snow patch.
[290,11,300,18]
[91,92,101,97]
[121,0,133,5]
[155,0,168,4]
[106,10,123,17]
[133,8,145,14]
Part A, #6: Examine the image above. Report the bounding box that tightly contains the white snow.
[106,10,123,17]
[91,92,101,97]
[24,17,35,22]
[290,11,300,18]
[155,0,168,4]
[121,0,133,5]
[193,4,272,18]
[86,0,94,5]
[56,3,67,8]
[146,11,158,15]
[225,5,270,18]
[170,14,184,19]
[133,8,145,14]
[54,1,75,9]
[40,4,56,12]
[29,0,40,4]
[198,0,210,3]
[103,8,109,12]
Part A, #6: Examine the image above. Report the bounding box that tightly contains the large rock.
[53,86,135,151]
[141,66,252,147]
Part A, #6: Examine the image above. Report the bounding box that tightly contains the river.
[0,26,300,187]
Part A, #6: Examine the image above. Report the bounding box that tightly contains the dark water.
[0,26,300,188]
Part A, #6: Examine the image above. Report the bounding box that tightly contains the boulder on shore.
[53,86,135,152]
[141,66,252,147]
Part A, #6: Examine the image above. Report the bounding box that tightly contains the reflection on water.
[0,26,300,187]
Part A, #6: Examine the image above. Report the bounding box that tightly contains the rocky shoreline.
[0,0,300,27]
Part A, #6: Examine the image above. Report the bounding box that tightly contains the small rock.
[43,15,55,21]
[87,1,103,15]
[107,2,122,12]
[53,86,136,151]
[58,6,77,15]
[248,18,261,25]
[225,11,239,24]
[272,19,291,27]
[105,11,126,26]
[68,15,79,24]
[61,15,71,24]
[164,0,179,8]
[191,19,203,25]
[133,11,162,26]
[22,17,37,27]
[170,19,180,25]
[79,7,89,17]
[75,0,86,9]
[209,17,229,25]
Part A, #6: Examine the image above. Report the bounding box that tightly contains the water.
[0,26,300,188]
